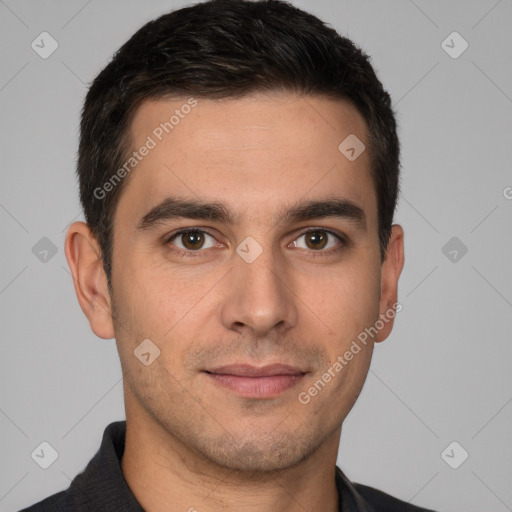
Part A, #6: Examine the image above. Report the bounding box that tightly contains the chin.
[194,429,320,474]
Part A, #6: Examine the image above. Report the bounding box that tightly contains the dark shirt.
[20,421,436,512]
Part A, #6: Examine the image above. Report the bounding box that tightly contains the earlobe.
[374,224,405,343]
[64,221,115,340]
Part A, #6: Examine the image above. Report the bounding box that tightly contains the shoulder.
[18,490,67,512]
[17,421,130,512]
[353,482,437,512]
[336,466,437,512]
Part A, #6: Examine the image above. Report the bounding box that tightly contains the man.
[21,0,435,510]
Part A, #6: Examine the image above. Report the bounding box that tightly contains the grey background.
[1,1,511,511]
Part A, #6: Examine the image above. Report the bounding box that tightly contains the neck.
[120,409,341,512]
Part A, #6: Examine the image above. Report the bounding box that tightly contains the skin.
[65,92,404,512]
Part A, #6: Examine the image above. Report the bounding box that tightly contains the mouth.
[203,364,307,399]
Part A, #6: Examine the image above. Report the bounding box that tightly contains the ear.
[374,224,405,343]
[64,221,115,339]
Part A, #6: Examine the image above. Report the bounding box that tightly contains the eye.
[290,229,344,253]
[166,229,217,253]
[165,227,346,259]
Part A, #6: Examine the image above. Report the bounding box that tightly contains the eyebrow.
[136,195,367,232]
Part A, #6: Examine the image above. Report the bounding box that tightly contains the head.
[66,0,404,474]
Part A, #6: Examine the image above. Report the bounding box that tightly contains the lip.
[204,364,306,399]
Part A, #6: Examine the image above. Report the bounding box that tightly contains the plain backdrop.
[1,1,511,511]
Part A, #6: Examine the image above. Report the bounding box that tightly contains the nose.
[220,244,298,338]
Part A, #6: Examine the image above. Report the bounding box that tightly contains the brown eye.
[290,229,343,252]
[181,231,204,250]
[304,231,328,250]
[168,229,216,251]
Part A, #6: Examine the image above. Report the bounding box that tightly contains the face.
[74,92,403,473]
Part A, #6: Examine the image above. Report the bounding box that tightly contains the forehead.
[115,92,376,229]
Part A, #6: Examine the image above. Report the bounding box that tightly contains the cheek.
[112,253,219,362]
[303,261,381,341]
[111,244,172,321]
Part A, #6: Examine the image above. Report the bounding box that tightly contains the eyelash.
[165,227,348,259]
